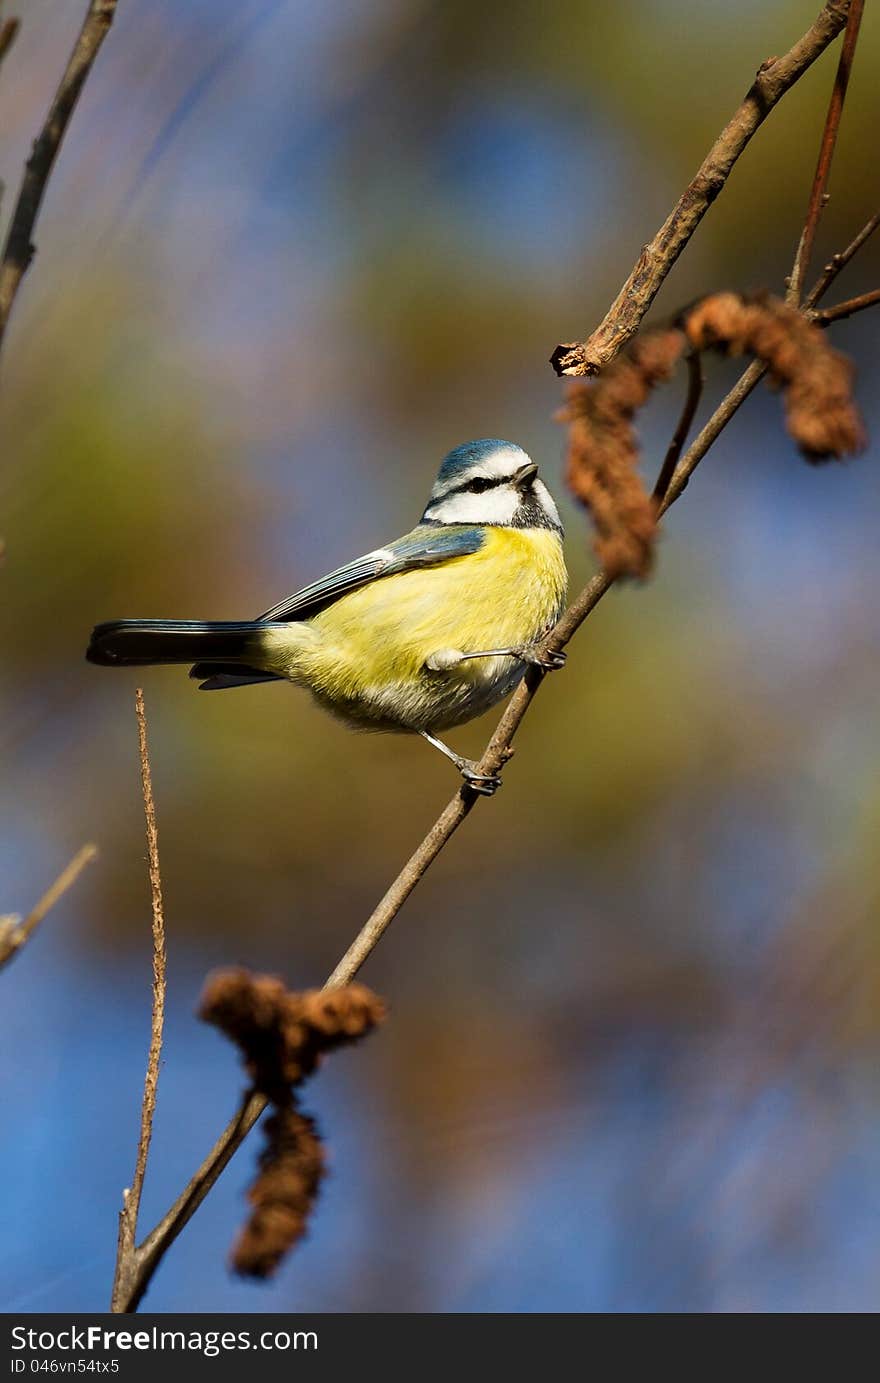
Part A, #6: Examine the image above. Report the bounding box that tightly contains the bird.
[86,439,568,794]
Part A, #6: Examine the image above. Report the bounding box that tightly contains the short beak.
[513,461,539,489]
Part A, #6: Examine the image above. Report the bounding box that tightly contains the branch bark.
[0,843,97,971]
[804,210,880,307]
[786,0,864,305]
[811,287,880,324]
[550,1,853,377]
[110,689,167,1313]
[0,0,119,362]
[652,351,704,505]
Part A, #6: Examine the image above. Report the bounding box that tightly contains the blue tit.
[86,439,568,794]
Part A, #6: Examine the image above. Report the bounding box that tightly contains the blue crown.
[435,438,525,485]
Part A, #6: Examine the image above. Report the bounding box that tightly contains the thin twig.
[109,0,877,1311]
[804,210,880,307]
[110,689,167,1313]
[0,844,97,971]
[550,0,853,377]
[659,361,768,510]
[0,0,119,362]
[787,0,864,305]
[128,1091,263,1311]
[810,287,880,324]
[652,351,704,504]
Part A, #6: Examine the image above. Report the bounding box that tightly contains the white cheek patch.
[426,485,520,527]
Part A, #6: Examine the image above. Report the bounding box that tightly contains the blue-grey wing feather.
[257,525,485,622]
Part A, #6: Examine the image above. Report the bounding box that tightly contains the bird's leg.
[455,644,566,672]
[419,731,502,796]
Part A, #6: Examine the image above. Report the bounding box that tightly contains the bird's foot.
[514,643,567,671]
[418,730,504,794]
[459,761,503,796]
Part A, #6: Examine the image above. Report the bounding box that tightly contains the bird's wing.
[256,525,485,622]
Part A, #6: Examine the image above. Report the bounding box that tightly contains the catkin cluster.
[200,970,386,1278]
[560,292,865,579]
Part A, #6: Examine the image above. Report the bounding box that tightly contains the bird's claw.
[519,645,566,671]
[460,766,503,796]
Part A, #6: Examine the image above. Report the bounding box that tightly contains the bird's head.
[421,439,563,533]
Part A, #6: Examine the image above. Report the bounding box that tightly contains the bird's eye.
[468,477,494,493]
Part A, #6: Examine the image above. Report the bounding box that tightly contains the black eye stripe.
[444,475,507,498]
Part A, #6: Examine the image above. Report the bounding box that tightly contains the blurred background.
[1,0,879,1313]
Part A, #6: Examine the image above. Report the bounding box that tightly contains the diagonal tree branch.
[811,287,880,324]
[804,210,880,308]
[0,0,119,363]
[786,0,864,305]
[0,843,97,971]
[652,350,705,505]
[550,0,853,378]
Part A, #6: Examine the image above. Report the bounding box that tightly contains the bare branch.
[110,689,167,1313]
[787,0,864,305]
[652,351,704,504]
[0,1,119,362]
[804,210,880,307]
[114,1091,263,1314]
[811,287,880,324]
[0,843,97,971]
[550,1,853,377]
[658,360,768,510]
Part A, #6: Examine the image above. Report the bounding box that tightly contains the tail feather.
[191,663,281,691]
[86,619,267,669]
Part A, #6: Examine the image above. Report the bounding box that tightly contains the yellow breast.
[260,527,567,732]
